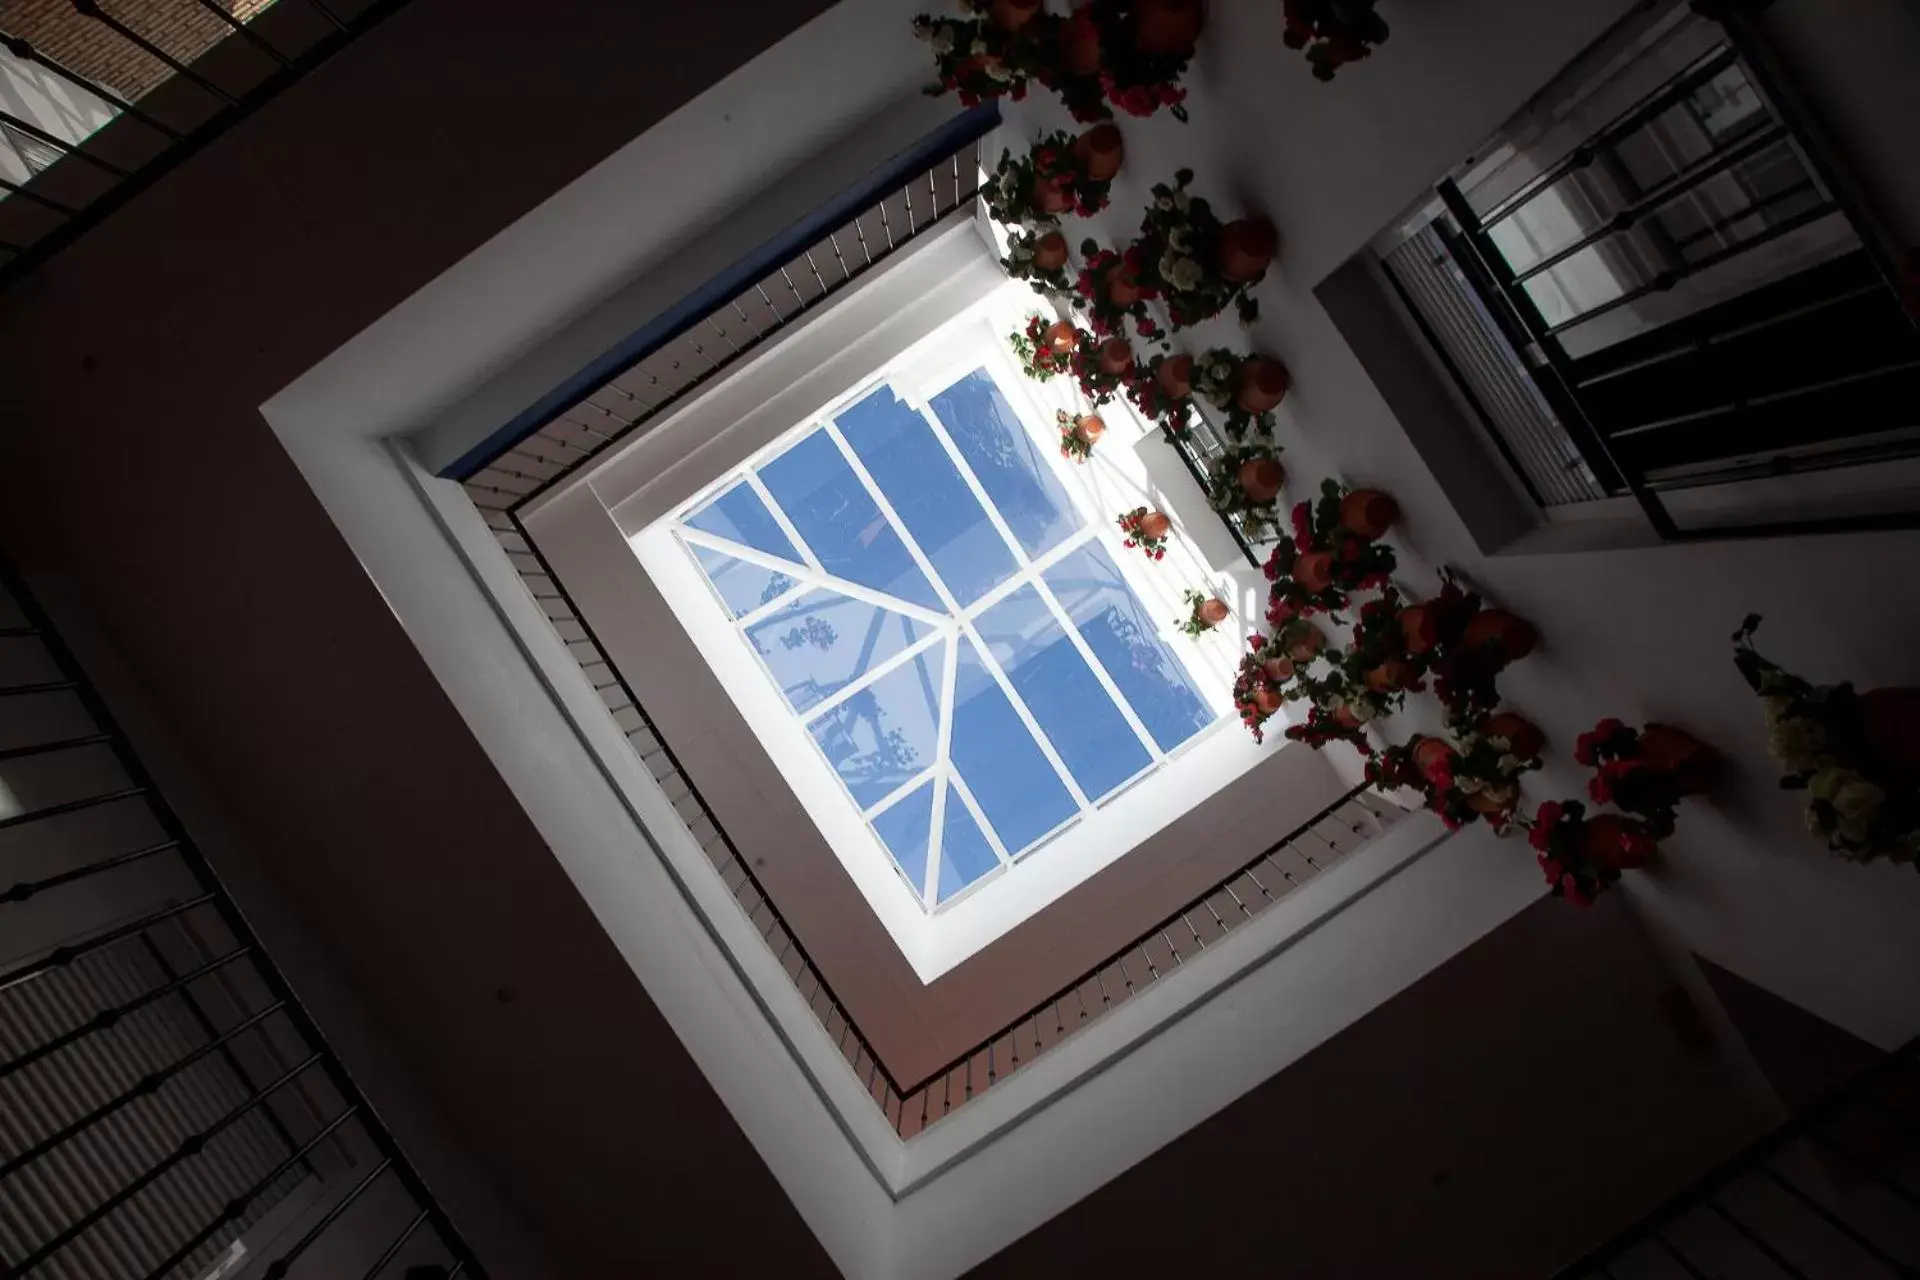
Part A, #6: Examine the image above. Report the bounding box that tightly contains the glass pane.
[976,585,1150,801]
[936,796,999,903]
[684,481,802,563]
[928,368,1083,559]
[744,588,938,714]
[757,429,942,610]
[949,638,1076,854]
[1044,544,1217,753]
[807,640,944,808]
[690,544,799,619]
[836,385,1018,605]
[871,779,935,899]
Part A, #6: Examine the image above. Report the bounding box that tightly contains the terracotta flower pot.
[1399,603,1437,656]
[1106,263,1144,306]
[1061,11,1102,76]
[1098,337,1133,375]
[1155,353,1194,399]
[1033,177,1074,215]
[1334,705,1363,731]
[1237,457,1285,503]
[1261,655,1295,683]
[1412,736,1454,775]
[1480,713,1545,761]
[989,0,1040,32]
[1253,687,1284,716]
[1198,597,1230,626]
[1583,814,1655,870]
[1033,231,1069,272]
[1044,320,1079,354]
[1074,414,1106,444]
[1638,724,1717,795]
[1466,787,1519,819]
[1138,510,1172,541]
[1233,359,1289,414]
[1856,687,1920,786]
[1293,550,1335,594]
[1218,217,1278,282]
[1339,488,1399,541]
[1463,609,1538,662]
[1135,0,1204,55]
[1072,123,1125,181]
[1285,624,1324,664]
[1365,658,1417,693]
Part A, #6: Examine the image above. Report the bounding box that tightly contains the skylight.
[672,344,1220,912]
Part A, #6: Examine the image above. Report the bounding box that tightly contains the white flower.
[1167,228,1192,254]
[1808,767,1851,802]
[1162,256,1203,292]
[985,59,1012,80]
[1173,191,1191,213]
[1769,718,1824,772]
[1497,753,1524,775]
[1838,811,1878,845]
[1456,775,1486,794]
[1210,361,1232,381]
[1155,195,1174,212]
[1833,778,1885,819]
[971,38,987,54]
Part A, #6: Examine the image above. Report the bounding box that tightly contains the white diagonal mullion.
[823,421,1091,813]
[677,525,948,627]
[947,769,1010,866]
[1030,575,1164,763]
[800,624,953,723]
[903,390,1036,571]
[922,637,960,905]
[742,469,825,575]
[961,527,1098,621]
[862,764,935,821]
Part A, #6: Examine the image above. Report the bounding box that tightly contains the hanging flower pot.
[1033,231,1070,272]
[1199,597,1230,625]
[1233,358,1289,413]
[1334,704,1364,731]
[1105,262,1145,305]
[1464,609,1539,661]
[1399,603,1437,655]
[1412,736,1454,777]
[1466,785,1520,820]
[1582,813,1657,870]
[1075,413,1107,444]
[1218,217,1278,282]
[1061,8,1103,76]
[1033,176,1075,215]
[1339,488,1399,541]
[1237,456,1285,503]
[1293,550,1335,594]
[1634,724,1717,795]
[1481,713,1545,762]
[1285,623,1325,664]
[1365,658,1418,693]
[1857,687,1920,786]
[989,0,1040,32]
[1098,337,1134,375]
[1136,0,1205,55]
[1155,353,1194,399]
[1044,320,1079,354]
[1139,510,1172,541]
[1262,655,1295,683]
[1253,685,1284,715]
[1072,123,1126,181]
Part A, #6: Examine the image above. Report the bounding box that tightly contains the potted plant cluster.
[1527,799,1660,907]
[1207,444,1287,541]
[1057,409,1106,461]
[1575,718,1718,839]
[1179,588,1230,637]
[1263,479,1398,623]
[912,12,1042,106]
[1035,0,1202,123]
[1281,0,1390,81]
[1079,170,1277,335]
[984,128,1125,229]
[1368,713,1545,833]
[1009,313,1080,381]
[1071,333,1137,405]
[1003,228,1076,298]
[1118,506,1172,560]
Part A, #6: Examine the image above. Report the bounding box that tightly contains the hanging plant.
[1074,240,1161,339]
[1207,444,1287,542]
[1576,719,1718,839]
[984,129,1122,229]
[1005,228,1075,298]
[1138,170,1275,328]
[1369,715,1545,833]
[1263,478,1397,624]
[1034,1,1199,123]
[1429,598,1538,728]
[1069,334,1136,406]
[1232,621,1328,744]
[913,13,1041,106]
[1190,347,1287,440]
[1125,352,1197,436]
[1733,615,1920,868]
[1282,677,1377,754]
[1118,506,1172,560]
[1526,799,1660,907]
[1010,313,1080,382]
[1179,588,1230,637]
[1058,410,1105,462]
[1281,0,1390,82]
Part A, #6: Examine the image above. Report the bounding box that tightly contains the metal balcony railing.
[1383,11,1920,540]
[1557,1038,1920,1279]
[0,558,485,1278]
[0,0,410,291]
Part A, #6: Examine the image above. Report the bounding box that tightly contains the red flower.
[1616,827,1658,869]
[1538,855,1564,885]
[1528,801,1564,851]
[1560,874,1592,908]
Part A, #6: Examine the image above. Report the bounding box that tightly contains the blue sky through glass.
[1044,544,1217,753]
[871,780,935,894]
[691,545,798,618]
[928,369,1083,560]
[744,588,936,714]
[684,481,801,563]
[936,798,999,903]
[949,638,1076,854]
[805,640,943,809]
[976,586,1151,802]
[758,429,942,611]
[836,386,1018,605]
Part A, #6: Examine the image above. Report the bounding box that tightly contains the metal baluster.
[188,0,294,69]
[68,0,242,107]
